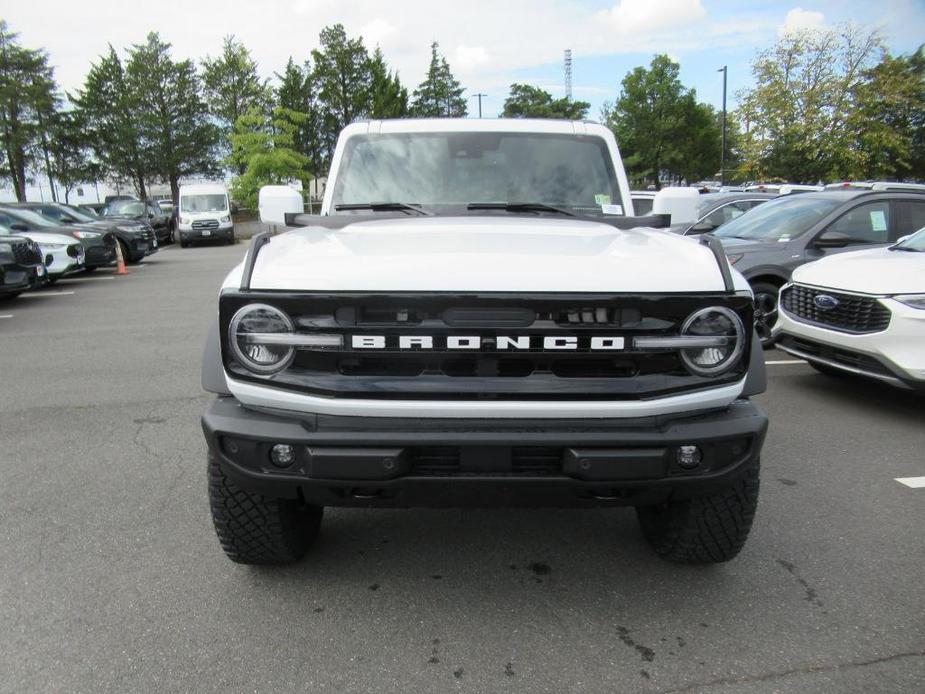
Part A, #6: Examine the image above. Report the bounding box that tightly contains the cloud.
[359,18,395,48]
[455,45,490,71]
[778,7,825,36]
[598,0,707,34]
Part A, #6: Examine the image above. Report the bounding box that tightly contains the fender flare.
[201,320,231,395]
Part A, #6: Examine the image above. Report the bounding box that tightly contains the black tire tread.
[636,458,760,564]
[208,452,322,565]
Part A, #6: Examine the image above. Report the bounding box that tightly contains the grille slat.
[781,285,891,334]
[193,219,220,231]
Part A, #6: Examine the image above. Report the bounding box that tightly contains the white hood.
[225,217,744,293]
[14,231,79,247]
[792,246,924,295]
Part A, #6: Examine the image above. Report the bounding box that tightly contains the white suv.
[773,227,925,390]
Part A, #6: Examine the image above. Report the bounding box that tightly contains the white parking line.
[765,359,806,365]
[895,477,925,489]
[0,314,12,319]
[19,291,76,298]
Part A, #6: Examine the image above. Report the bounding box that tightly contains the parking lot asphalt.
[1,244,923,694]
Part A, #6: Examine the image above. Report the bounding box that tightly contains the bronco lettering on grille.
[351,335,626,351]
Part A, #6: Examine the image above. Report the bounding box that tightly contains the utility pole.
[471,93,487,118]
[564,49,573,101]
[718,65,727,186]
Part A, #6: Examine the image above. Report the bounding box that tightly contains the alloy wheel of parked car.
[751,282,779,348]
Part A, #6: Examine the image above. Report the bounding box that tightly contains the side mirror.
[688,220,716,235]
[10,223,28,232]
[814,230,853,248]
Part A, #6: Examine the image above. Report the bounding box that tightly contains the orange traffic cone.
[114,241,129,276]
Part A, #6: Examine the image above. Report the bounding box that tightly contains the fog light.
[676,445,702,469]
[270,444,295,468]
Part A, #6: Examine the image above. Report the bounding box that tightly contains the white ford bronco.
[201,119,768,565]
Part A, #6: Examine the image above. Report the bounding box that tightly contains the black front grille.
[409,446,564,476]
[86,246,115,264]
[193,219,219,231]
[781,285,891,334]
[11,241,40,265]
[221,292,753,401]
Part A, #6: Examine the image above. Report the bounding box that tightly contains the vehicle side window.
[824,202,891,243]
[894,201,925,238]
[703,201,752,228]
[633,198,653,215]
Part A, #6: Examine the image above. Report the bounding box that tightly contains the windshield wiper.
[467,202,577,217]
[334,202,432,216]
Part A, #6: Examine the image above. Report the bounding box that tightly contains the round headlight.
[680,306,745,376]
[229,303,295,374]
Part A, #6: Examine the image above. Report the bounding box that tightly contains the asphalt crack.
[659,650,925,693]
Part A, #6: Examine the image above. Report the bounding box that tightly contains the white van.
[177,183,234,247]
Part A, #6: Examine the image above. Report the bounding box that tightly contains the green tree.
[275,57,324,176]
[368,47,408,119]
[228,106,310,210]
[202,36,271,172]
[673,98,722,183]
[47,110,95,203]
[127,33,220,201]
[311,24,371,164]
[73,46,152,198]
[411,42,467,117]
[853,48,925,180]
[501,84,589,119]
[0,21,58,201]
[603,55,697,188]
[737,25,883,182]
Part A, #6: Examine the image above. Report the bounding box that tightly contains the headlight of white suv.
[229,304,297,374]
[894,294,925,310]
[679,306,746,376]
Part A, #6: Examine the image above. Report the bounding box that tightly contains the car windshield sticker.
[594,194,612,205]
[601,204,623,215]
[870,210,887,232]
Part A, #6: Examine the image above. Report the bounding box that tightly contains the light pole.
[718,65,727,186]
[471,93,487,118]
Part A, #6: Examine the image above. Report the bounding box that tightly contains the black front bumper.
[85,245,117,268]
[202,398,768,508]
[0,261,37,295]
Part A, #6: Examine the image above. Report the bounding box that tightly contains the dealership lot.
[0,244,923,693]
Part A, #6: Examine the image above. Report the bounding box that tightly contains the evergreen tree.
[368,47,408,119]
[502,84,588,119]
[72,45,152,198]
[311,24,371,165]
[0,21,59,201]
[127,33,220,201]
[275,57,324,176]
[202,36,271,172]
[411,42,466,117]
[47,110,95,203]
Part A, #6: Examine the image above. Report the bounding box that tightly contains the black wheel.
[84,266,97,273]
[208,452,323,565]
[180,241,189,248]
[47,276,58,285]
[636,457,760,564]
[751,282,780,349]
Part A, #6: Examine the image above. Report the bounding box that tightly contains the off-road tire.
[636,457,760,564]
[208,452,323,565]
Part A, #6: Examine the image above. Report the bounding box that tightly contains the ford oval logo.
[814,294,839,310]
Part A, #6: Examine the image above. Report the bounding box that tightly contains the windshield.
[105,200,145,217]
[330,132,622,215]
[2,208,58,228]
[180,194,227,213]
[60,205,97,222]
[714,196,841,242]
[895,226,925,251]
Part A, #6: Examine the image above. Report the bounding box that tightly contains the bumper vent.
[781,285,891,334]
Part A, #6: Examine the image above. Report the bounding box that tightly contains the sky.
[4,0,925,120]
